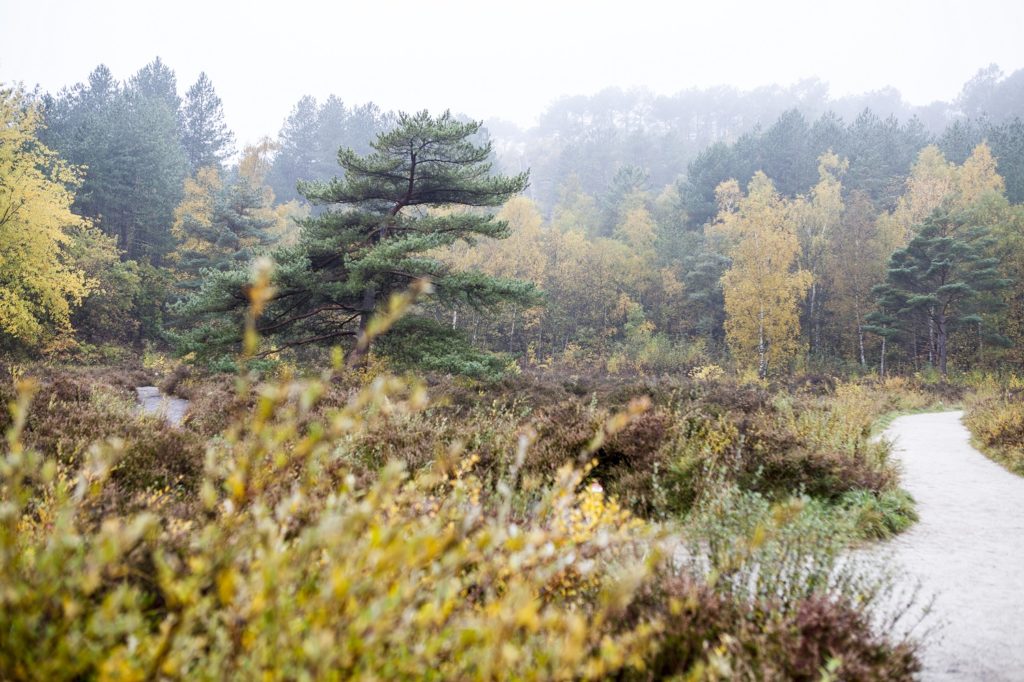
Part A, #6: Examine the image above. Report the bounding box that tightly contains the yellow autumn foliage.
[712,172,811,378]
[0,87,91,347]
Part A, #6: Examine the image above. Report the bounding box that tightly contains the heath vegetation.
[2,44,1022,679]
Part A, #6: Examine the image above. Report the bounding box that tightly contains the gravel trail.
[882,410,1024,680]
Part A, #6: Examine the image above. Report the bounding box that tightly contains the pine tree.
[268,96,393,204]
[680,238,729,344]
[128,56,181,115]
[120,69,188,259]
[41,61,187,262]
[170,146,281,290]
[868,209,1009,376]
[181,72,235,171]
[178,110,536,368]
[266,96,320,203]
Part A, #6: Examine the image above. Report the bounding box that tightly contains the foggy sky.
[2,0,1023,146]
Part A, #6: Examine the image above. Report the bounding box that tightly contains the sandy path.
[881,410,1024,680]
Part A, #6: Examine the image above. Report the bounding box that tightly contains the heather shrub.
[0,366,203,505]
[671,485,921,679]
[963,376,1024,475]
[1,368,922,680]
[621,572,919,681]
[610,481,922,680]
[321,374,916,529]
[1,374,665,680]
[723,594,919,681]
[645,380,906,532]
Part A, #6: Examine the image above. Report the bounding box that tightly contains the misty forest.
[3,16,1024,681]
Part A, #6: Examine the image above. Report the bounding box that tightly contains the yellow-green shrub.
[1,374,661,681]
[964,377,1024,475]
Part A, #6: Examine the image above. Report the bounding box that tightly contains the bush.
[0,366,203,507]
[964,378,1024,475]
[672,486,921,679]
[840,489,919,540]
[0,366,920,679]
[643,380,905,523]
[270,373,917,526]
[0,374,662,680]
[622,574,919,681]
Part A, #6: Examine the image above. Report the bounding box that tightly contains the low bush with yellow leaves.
[0,271,922,679]
[0,369,922,681]
[964,375,1024,475]
[1,367,667,681]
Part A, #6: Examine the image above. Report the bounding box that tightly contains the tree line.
[2,56,1023,379]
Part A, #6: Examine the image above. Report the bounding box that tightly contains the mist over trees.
[266,96,395,203]
[3,31,1024,678]
[1,55,1021,377]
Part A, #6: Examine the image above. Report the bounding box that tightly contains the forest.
[2,46,1024,679]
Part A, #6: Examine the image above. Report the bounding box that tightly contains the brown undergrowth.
[0,354,928,679]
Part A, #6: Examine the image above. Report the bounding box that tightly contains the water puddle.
[135,386,190,427]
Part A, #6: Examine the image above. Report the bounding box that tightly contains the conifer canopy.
[177,110,537,369]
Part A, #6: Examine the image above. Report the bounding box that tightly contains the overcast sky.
[2,0,1023,145]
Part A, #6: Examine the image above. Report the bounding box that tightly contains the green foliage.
[41,60,188,262]
[65,226,174,346]
[376,317,510,380]
[181,72,234,171]
[169,164,279,290]
[679,108,930,228]
[963,376,1024,475]
[267,96,394,204]
[66,226,142,343]
[869,209,1009,375]
[839,489,919,540]
[177,110,537,368]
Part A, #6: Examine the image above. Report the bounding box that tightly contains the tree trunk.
[359,285,376,330]
[508,304,517,352]
[858,325,866,368]
[978,320,984,366]
[855,306,866,368]
[880,335,887,377]
[808,281,819,357]
[349,284,377,366]
[937,313,948,377]
[928,311,935,367]
[758,303,768,380]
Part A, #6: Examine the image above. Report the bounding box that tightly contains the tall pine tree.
[41,59,187,262]
[181,72,234,171]
[868,209,1008,376]
[178,110,536,370]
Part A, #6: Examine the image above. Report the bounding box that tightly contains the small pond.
[135,386,190,426]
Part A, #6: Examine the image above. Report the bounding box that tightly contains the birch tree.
[713,173,811,378]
